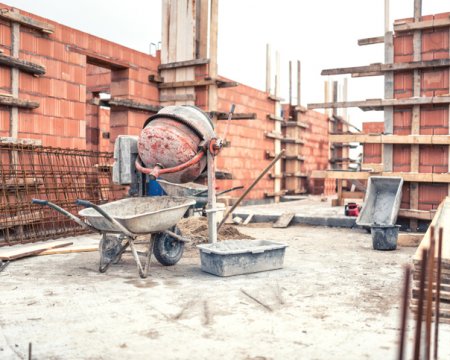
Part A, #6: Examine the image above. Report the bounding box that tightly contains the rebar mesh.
[0,143,125,246]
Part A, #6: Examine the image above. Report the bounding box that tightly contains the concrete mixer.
[113,105,233,246]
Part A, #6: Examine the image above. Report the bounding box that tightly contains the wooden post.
[196,0,209,59]
[332,81,338,170]
[9,13,19,139]
[409,0,422,231]
[273,50,282,203]
[207,151,217,243]
[266,44,271,94]
[297,60,301,106]
[208,0,218,112]
[384,0,390,33]
[448,26,450,198]
[288,61,292,105]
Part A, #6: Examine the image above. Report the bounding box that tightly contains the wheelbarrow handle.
[75,199,135,238]
[32,199,48,206]
[32,198,98,233]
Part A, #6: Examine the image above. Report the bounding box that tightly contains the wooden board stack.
[411,197,450,324]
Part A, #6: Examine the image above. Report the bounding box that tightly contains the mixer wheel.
[153,226,184,266]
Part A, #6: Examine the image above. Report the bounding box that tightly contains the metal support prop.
[207,150,217,243]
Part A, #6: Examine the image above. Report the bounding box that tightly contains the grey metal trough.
[356,176,403,227]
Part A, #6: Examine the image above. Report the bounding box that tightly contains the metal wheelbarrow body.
[32,196,195,278]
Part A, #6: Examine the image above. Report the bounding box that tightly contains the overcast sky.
[2,0,449,127]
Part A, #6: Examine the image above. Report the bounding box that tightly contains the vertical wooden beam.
[266,43,271,94]
[448,27,450,197]
[414,0,422,20]
[297,60,301,106]
[384,0,390,33]
[208,0,218,112]
[331,81,338,170]
[410,1,422,231]
[288,61,292,105]
[9,14,19,139]
[342,78,349,171]
[383,31,394,172]
[196,0,209,59]
[274,50,282,203]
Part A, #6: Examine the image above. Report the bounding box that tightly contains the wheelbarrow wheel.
[153,226,184,266]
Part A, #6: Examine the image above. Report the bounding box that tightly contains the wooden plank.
[265,131,283,140]
[215,112,256,120]
[413,198,450,266]
[158,79,214,89]
[294,105,308,113]
[397,233,423,247]
[39,243,99,255]
[398,209,436,220]
[311,170,372,180]
[273,212,295,228]
[281,138,304,145]
[67,45,129,70]
[282,121,309,129]
[358,36,384,46]
[158,58,209,70]
[108,97,161,112]
[311,170,450,183]
[0,240,73,260]
[0,53,45,75]
[267,114,283,122]
[268,94,285,102]
[216,80,239,88]
[0,8,55,33]
[0,94,39,109]
[264,190,288,198]
[329,134,450,144]
[307,96,450,111]
[322,59,450,76]
[361,163,384,172]
[394,17,450,32]
[160,93,195,102]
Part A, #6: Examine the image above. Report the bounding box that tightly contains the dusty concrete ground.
[1,224,449,360]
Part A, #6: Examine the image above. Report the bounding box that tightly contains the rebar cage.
[0,143,125,246]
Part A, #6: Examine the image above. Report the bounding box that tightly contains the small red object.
[345,202,360,217]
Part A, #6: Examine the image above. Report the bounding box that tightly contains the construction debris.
[177,216,253,245]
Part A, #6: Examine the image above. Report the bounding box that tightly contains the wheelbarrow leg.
[143,235,155,278]
[99,237,130,274]
[128,239,146,278]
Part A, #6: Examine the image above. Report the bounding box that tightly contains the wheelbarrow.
[156,179,243,209]
[32,196,195,278]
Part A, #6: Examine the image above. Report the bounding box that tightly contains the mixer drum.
[137,105,215,184]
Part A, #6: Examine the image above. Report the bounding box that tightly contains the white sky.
[2,0,450,128]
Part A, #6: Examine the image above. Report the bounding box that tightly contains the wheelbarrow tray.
[356,176,403,227]
[78,196,195,234]
[157,179,207,197]
[157,179,208,208]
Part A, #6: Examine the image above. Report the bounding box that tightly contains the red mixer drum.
[137,105,216,183]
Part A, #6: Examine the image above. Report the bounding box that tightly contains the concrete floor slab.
[0,225,448,359]
[235,196,357,227]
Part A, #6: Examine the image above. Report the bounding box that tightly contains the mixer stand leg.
[207,150,218,243]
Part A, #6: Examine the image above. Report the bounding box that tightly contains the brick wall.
[213,82,275,200]
[393,12,450,211]
[0,4,332,201]
[300,110,334,195]
[0,2,160,150]
[362,121,384,164]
